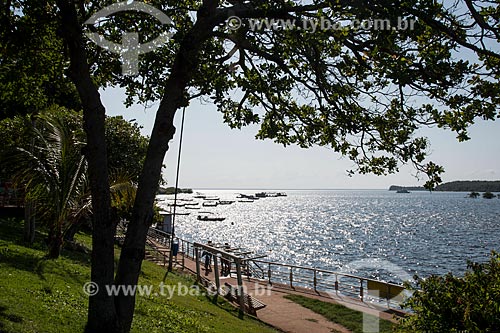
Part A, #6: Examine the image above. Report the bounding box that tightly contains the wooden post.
[289,267,293,289]
[213,254,220,299]
[267,263,272,285]
[195,247,201,283]
[235,258,245,316]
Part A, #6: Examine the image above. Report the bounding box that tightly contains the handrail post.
[313,269,317,292]
[213,254,220,300]
[181,240,185,269]
[195,247,201,283]
[360,279,364,302]
[289,267,293,289]
[268,263,272,285]
[387,285,390,309]
[335,274,339,295]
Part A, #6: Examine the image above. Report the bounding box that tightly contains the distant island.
[389,180,500,192]
[389,185,427,191]
[158,187,193,195]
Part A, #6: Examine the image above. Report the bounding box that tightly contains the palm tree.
[11,112,87,258]
[9,111,139,258]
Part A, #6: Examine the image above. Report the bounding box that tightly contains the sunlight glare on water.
[157,190,500,282]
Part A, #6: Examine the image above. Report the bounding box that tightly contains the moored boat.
[197,215,226,221]
[218,200,234,205]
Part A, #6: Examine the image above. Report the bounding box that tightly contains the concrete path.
[146,249,400,333]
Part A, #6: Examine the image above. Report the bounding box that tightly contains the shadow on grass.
[0,218,30,243]
[60,246,92,268]
[0,218,92,268]
[203,293,247,320]
[0,246,45,274]
[0,304,23,333]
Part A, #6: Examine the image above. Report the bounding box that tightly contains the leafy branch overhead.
[4,1,500,332]
[79,0,500,189]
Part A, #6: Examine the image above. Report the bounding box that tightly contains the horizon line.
[186,187,390,191]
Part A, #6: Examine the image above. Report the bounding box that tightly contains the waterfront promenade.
[146,239,399,333]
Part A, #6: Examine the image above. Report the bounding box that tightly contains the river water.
[157,190,500,283]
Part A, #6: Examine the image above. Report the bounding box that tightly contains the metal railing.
[245,259,407,309]
[141,227,408,310]
[146,227,198,269]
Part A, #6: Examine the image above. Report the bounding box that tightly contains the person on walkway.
[201,241,213,274]
[221,243,231,276]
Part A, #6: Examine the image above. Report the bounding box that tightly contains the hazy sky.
[102,88,500,189]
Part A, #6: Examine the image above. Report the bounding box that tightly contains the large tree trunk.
[56,1,221,331]
[113,5,219,331]
[55,1,119,332]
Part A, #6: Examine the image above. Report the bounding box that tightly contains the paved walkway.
[147,247,399,333]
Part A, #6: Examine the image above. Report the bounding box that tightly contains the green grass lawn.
[0,218,278,333]
[284,294,396,333]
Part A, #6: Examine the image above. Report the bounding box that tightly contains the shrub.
[398,252,500,332]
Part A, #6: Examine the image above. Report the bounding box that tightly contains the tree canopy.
[55,0,499,188]
[0,1,80,119]
[2,0,500,332]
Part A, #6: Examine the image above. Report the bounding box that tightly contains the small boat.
[218,200,235,205]
[197,215,226,222]
[184,202,199,206]
[255,192,287,198]
[237,194,259,200]
[185,206,200,210]
[396,189,410,193]
[174,212,190,216]
[193,193,206,199]
[238,199,254,203]
[202,202,218,207]
[203,196,220,201]
[167,203,185,207]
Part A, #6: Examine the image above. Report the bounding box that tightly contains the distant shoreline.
[390,180,500,192]
[156,182,500,192]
